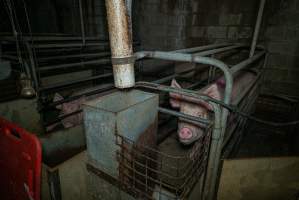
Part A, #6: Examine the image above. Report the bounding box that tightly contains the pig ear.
[171,79,181,89]
[169,79,182,108]
[53,93,64,110]
[202,84,221,110]
[204,84,221,100]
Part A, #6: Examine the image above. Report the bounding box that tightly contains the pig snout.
[177,122,205,145]
[179,127,193,140]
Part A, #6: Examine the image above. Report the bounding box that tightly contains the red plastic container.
[0,117,41,200]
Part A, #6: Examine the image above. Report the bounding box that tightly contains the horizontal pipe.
[37,52,110,61]
[33,42,110,49]
[42,84,115,110]
[153,68,195,84]
[38,59,111,71]
[40,73,113,91]
[135,45,247,62]
[173,43,232,54]
[230,51,265,74]
[193,44,246,57]
[0,36,107,41]
[158,107,211,126]
[134,51,233,105]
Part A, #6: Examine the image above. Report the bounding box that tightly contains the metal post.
[249,0,266,58]
[105,0,135,88]
[79,0,86,46]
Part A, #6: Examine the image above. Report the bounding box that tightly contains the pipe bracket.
[111,56,135,65]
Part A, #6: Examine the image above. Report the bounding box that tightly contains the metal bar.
[37,52,110,61]
[38,58,111,71]
[0,36,106,41]
[25,42,39,90]
[222,82,260,150]
[105,0,135,88]
[78,0,86,46]
[173,43,232,54]
[158,107,210,126]
[42,84,114,110]
[205,55,265,200]
[134,51,233,106]
[40,73,113,91]
[230,51,266,74]
[153,68,195,84]
[33,42,110,49]
[250,0,266,57]
[193,44,246,57]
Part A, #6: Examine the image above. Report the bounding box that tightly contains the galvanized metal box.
[83,90,158,178]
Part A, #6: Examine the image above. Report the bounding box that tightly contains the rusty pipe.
[105,0,135,88]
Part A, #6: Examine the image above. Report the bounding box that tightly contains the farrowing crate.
[116,125,213,200]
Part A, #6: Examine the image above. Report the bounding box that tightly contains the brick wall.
[262,0,299,97]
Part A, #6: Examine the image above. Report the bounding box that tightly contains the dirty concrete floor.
[218,97,299,200]
[218,157,299,200]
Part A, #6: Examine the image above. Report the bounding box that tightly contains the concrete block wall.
[262,0,299,97]
[135,0,260,51]
[0,0,83,34]
[85,0,109,39]
[25,0,296,97]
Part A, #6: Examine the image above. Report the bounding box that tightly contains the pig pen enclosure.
[40,42,267,199]
[1,35,273,199]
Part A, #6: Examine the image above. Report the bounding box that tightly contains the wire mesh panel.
[116,125,212,200]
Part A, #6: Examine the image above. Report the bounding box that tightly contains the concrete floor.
[218,98,299,200]
[218,157,299,200]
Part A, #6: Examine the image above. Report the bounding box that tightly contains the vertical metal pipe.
[79,0,86,46]
[105,0,135,88]
[125,0,133,39]
[249,0,266,58]
[125,0,132,20]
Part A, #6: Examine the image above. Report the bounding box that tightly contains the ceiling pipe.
[249,0,266,58]
[105,0,135,88]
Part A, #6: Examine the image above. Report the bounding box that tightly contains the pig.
[169,71,257,145]
[52,93,86,129]
[47,85,114,131]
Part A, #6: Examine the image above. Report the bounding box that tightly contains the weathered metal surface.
[83,90,158,178]
[105,0,135,88]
